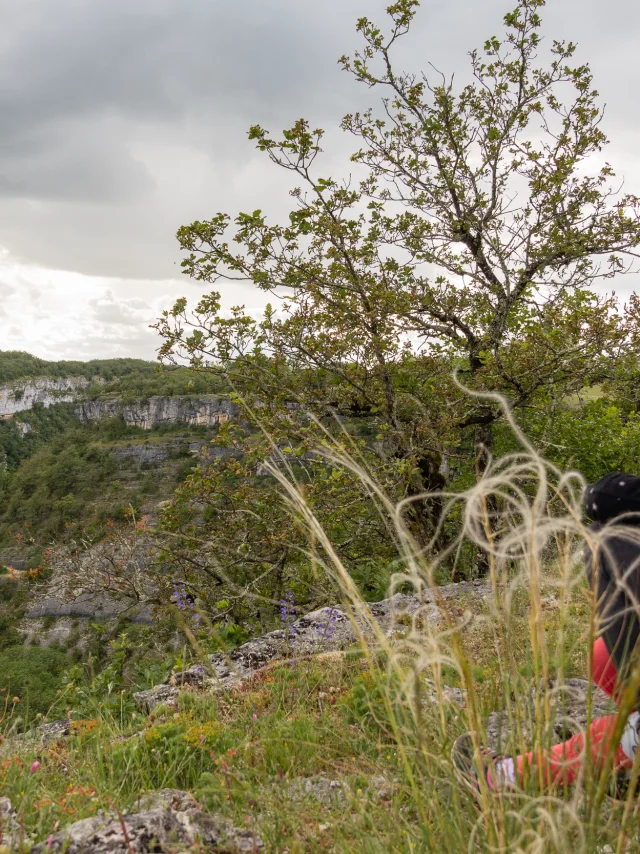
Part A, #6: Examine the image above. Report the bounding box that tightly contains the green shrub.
[0,617,22,651]
[0,645,70,725]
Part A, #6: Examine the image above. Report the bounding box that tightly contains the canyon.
[0,374,240,432]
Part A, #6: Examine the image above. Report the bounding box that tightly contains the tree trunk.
[474,419,495,578]
[404,451,447,552]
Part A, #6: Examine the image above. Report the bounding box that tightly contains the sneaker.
[452,732,513,798]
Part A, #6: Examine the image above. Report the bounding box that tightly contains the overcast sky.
[1,0,639,361]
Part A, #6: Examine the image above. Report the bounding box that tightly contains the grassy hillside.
[0,565,630,853]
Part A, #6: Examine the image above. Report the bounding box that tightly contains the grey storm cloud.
[0,0,376,187]
[0,0,388,277]
[0,0,639,359]
[0,0,360,129]
[0,0,375,204]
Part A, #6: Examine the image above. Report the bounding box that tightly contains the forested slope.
[0,351,159,383]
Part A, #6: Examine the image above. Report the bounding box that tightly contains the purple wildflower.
[279,591,297,642]
[317,608,339,642]
[172,577,200,628]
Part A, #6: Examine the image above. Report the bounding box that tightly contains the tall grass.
[3,403,640,852]
[264,403,640,853]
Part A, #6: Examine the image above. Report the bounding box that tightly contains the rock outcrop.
[0,796,20,849]
[27,789,262,853]
[0,376,92,417]
[24,591,154,621]
[285,774,394,805]
[112,440,186,464]
[0,552,29,570]
[21,535,158,633]
[134,581,486,712]
[112,439,236,465]
[76,395,238,430]
[16,420,32,437]
[13,718,71,747]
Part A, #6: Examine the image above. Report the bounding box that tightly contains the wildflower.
[173,578,189,611]
[12,696,19,704]
[279,591,297,642]
[30,760,40,773]
[172,577,200,627]
[316,608,339,642]
[252,713,258,722]
[47,835,54,850]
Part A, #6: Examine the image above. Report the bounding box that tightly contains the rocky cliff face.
[76,395,238,430]
[0,376,92,417]
[112,439,236,464]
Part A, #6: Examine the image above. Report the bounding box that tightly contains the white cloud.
[0,247,273,360]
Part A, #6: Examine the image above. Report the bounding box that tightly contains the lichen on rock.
[134,582,490,712]
[30,804,262,853]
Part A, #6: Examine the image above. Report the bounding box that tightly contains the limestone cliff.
[112,439,236,464]
[76,394,238,430]
[0,376,92,417]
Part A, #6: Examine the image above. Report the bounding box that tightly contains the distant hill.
[0,351,232,473]
[0,351,160,384]
[0,351,231,406]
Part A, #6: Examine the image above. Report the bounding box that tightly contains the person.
[452,472,640,795]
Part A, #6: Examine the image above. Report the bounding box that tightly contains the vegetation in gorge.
[0,418,200,548]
